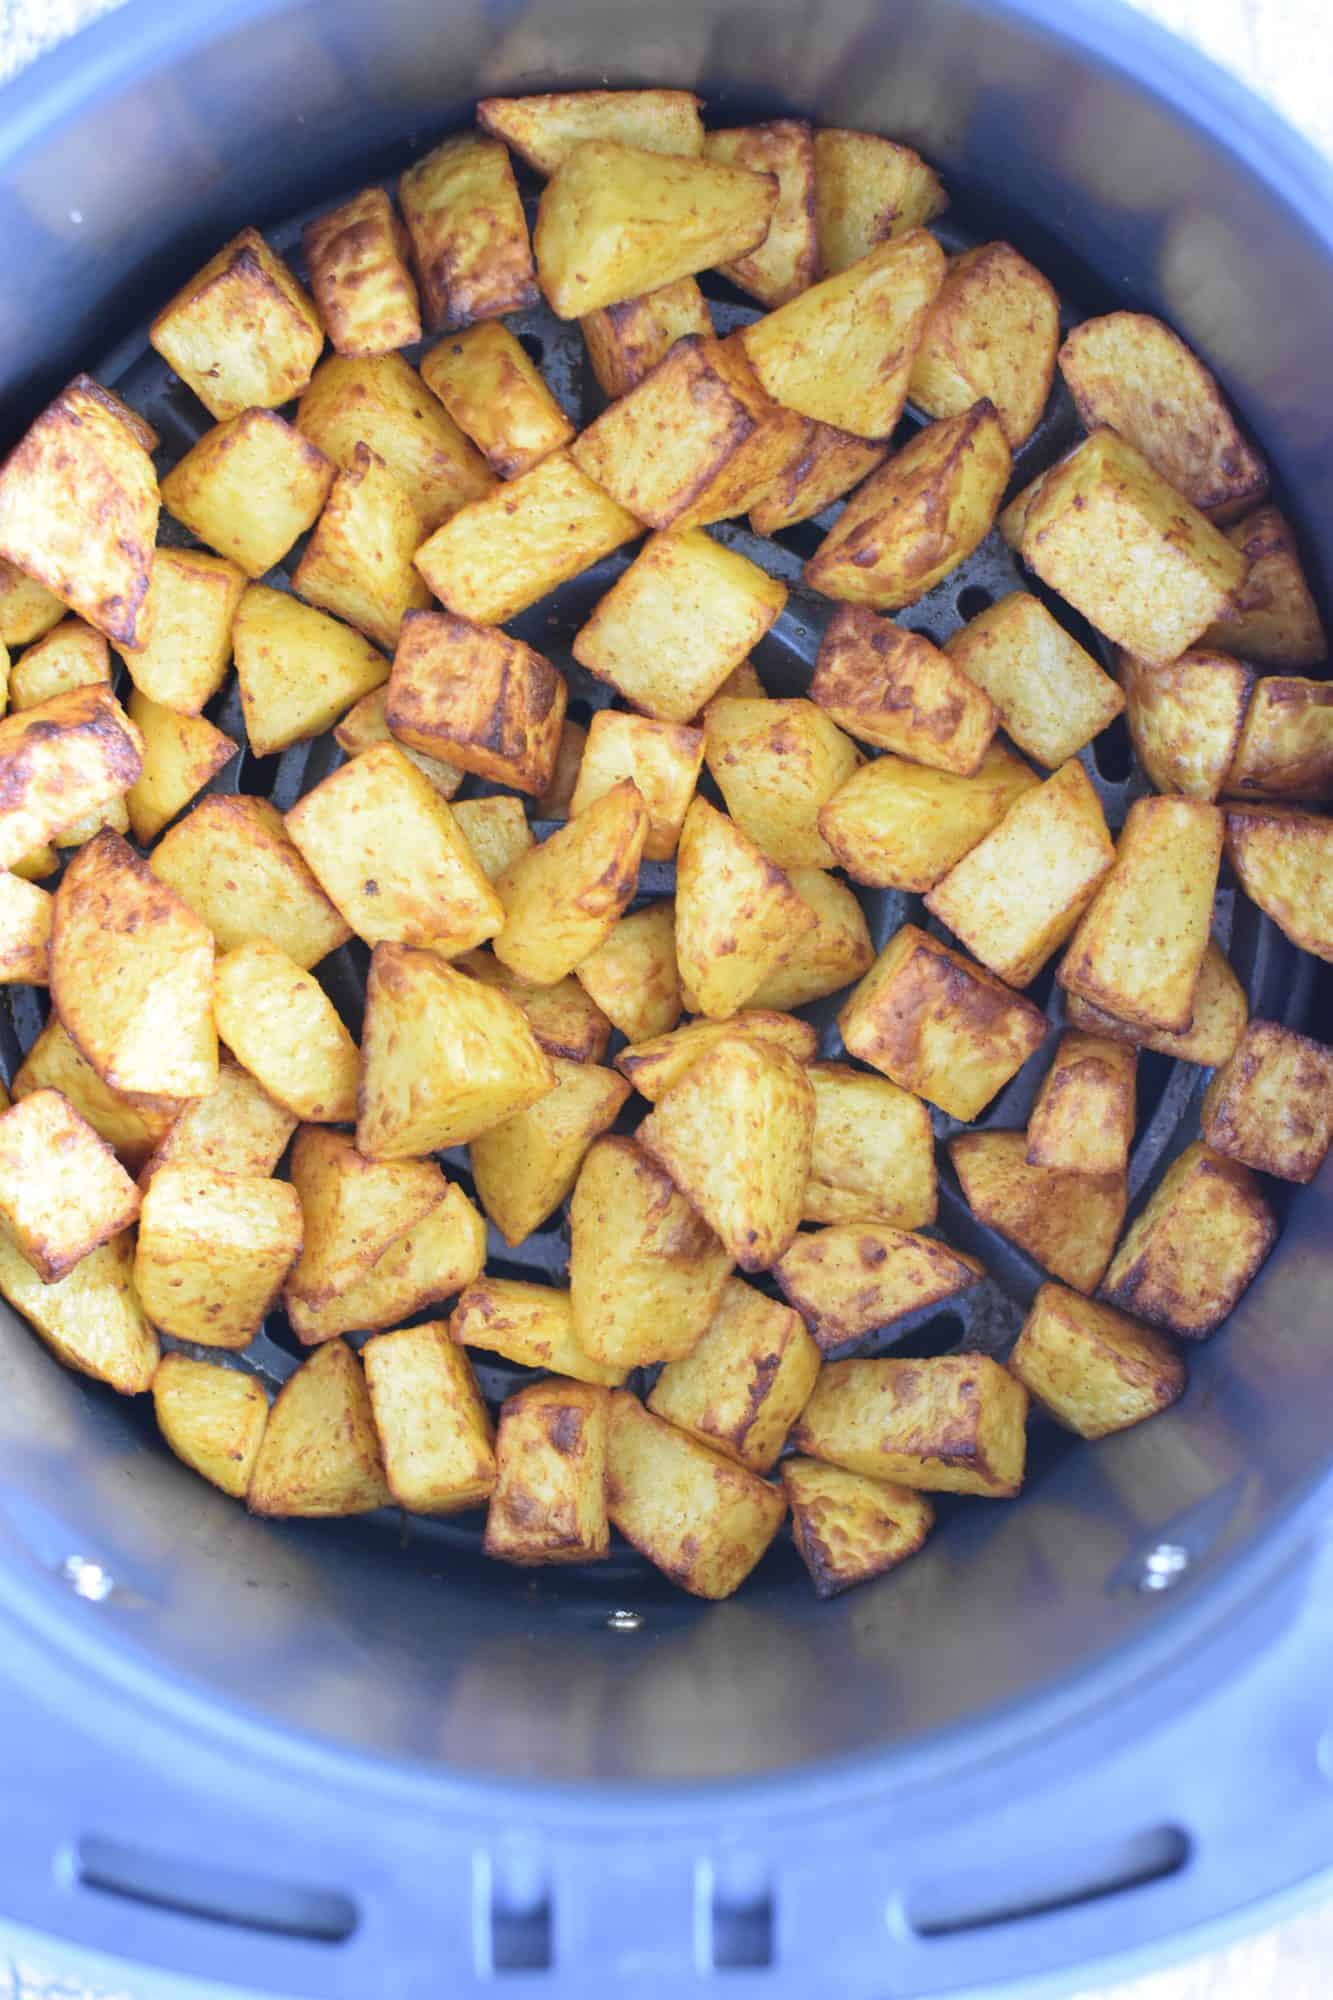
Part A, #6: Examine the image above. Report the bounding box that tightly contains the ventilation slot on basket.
[75,1836,357,1943]
[702,1859,775,1970]
[907,1824,1189,1938]
[481,1853,553,1974]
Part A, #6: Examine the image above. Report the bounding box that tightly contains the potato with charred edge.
[117,548,245,715]
[1064,940,1248,1070]
[0,684,142,871]
[0,559,64,648]
[812,130,947,273]
[607,1391,786,1599]
[1103,1142,1276,1339]
[1119,649,1254,802]
[1027,1033,1137,1178]
[783,1460,934,1598]
[747,424,888,536]
[302,188,421,356]
[422,324,574,481]
[493,779,647,988]
[819,746,1038,894]
[703,698,859,869]
[386,611,567,797]
[704,120,817,306]
[134,1165,303,1348]
[333,687,463,800]
[125,691,238,845]
[569,712,703,861]
[286,1182,485,1345]
[140,1057,296,1186]
[456,949,611,1066]
[13,1020,175,1174]
[290,444,431,652]
[0,873,51,986]
[573,904,680,1044]
[232,587,388,756]
[648,1278,819,1473]
[1201,1020,1333,1185]
[151,794,350,969]
[1226,678,1333,802]
[950,1130,1127,1293]
[452,1277,625,1388]
[1009,1284,1185,1440]
[297,353,494,532]
[1224,803,1333,962]
[362,1324,495,1515]
[9,619,108,709]
[804,1063,936,1229]
[0,1090,140,1282]
[839,924,1047,1123]
[150,227,322,419]
[484,1379,611,1567]
[747,868,873,1011]
[909,242,1060,447]
[616,1011,816,1101]
[792,1355,1027,1499]
[162,410,333,581]
[153,1355,270,1500]
[470,1058,630,1247]
[479,89,705,176]
[285,1127,443,1309]
[580,278,713,400]
[535,720,586,820]
[214,940,359,1124]
[775,1223,984,1352]
[1202,507,1326,668]
[248,1340,390,1517]
[945,593,1125,770]
[399,134,537,330]
[0,1230,157,1394]
[811,607,996,775]
[673,798,817,1020]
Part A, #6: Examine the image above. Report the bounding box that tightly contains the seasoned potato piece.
[285,1181,485,1345]
[747,423,888,536]
[52,831,216,1100]
[232,587,387,755]
[134,1164,302,1348]
[1064,939,1248,1069]
[950,1129,1126,1293]
[1027,1032,1138,1177]
[581,277,713,399]
[10,845,59,884]
[485,1379,611,1566]
[792,1355,1027,1498]
[535,140,776,318]
[946,593,1124,769]
[0,871,50,984]
[302,188,421,356]
[456,948,611,1065]
[0,1090,140,1282]
[214,940,359,1124]
[471,1058,629,1246]
[926,760,1114,987]
[399,134,537,330]
[1103,1141,1276,1339]
[1201,1020,1333,1184]
[617,1010,817,1101]
[362,1323,494,1514]
[748,867,873,1010]
[607,1391,786,1598]
[479,89,704,175]
[1059,312,1268,522]
[386,610,566,796]
[0,1229,157,1394]
[332,685,464,800]
[150,794,350,969]
[452,796,533,883]
[452,1277,625,1388]
[637,1036,815,1271]
[1021,430,1247,663]
[819,744,1038,892]
[569,1136,732,1366]
[161,410,333,580]
[12,1019,175,1173]
[358,941,554,1157]
[1224,802,1333,962]
[569,711,702,861]
[150,227,322,419]
[493,779,646,986]
[153,1354,270,1499]
[124,691,237,845]
[421,323,574,480]
[811,606,996,774]
[290,443,431,652]
[673,797,817,1019]
[1202,507,1326,668]
[839,924,1047,1122]
[248,1339,390,1517]
[573,903,680,1044]
[535,720,587,820]
[297,353,494,531]
[1009,1284,1185,1440]
[0,376,159,648]
[997,458,1063,551]
[1226,677,1333,801]
[1059,797,1223,1032]
[741,231,946,438]
[415,449,640,626]
[62,376,159,455]
[909,242,1060,447]
[117,547,245,715]
[140,1057,296,1186]
[775,1223,984,1351]
[812,130,947,273]
[704,120,817,306]
[0,559,65,648]
[704,658,767,706]
[1120,648,1254,801]
[783,1458,934,1598]
[285,1127,443,1308]
[704,698,859,869]
[804,1063,936,1229]
[648,1277,819,1472]
[9,619,108,709]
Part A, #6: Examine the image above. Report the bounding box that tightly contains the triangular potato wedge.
[748,867,873,1010]
[478,89,705,177]
[248,1339,390,1516]
[286,1182,486,1344]
[493,777,647,987]
[13,1018,176,1171]
[0,1229,157,1394]
[470,1058,630,1247]
[153,1353,270,1498]
[674,797,817,1019]
[0,684,143,871]
[362,1323,495,1516]
[775,1223,984,1350]
[452,1276,626,1388]
[214,940,359,1124]
[285,1127,447,1305]
[950,1129,1127,1294]
[125,688,238,844]
[617,1010,817,1101]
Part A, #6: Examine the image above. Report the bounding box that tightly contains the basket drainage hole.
[703,1863,774,1971]
[906,1824,1189,1939]
[75,1836,357,1944]
[954,584,995,622]
[481,1855,552,1974]
[1092,713,1135,784]
[519,333,545,367]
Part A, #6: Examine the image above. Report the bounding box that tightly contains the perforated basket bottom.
[2,171,1316,1591]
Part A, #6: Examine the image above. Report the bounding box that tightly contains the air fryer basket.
[0,1,1332,1994]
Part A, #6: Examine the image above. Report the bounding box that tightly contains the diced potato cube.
[909,242,1060,447]
[782,1458,934,1598]
[673,797,817,1019]
[290,442,431,652]
[301,187,421,356]
[493,778,647,986]
[161,409,334,580]
[950,1129,1126,1293]
[232,586,387,755]
[0,1089,139,1282]
[648,1276,819,1472]
[1103,1141,1277,1339]
[1026,1032,1138,1177]
[484,1379,611,1566]
[150,227,322,419]
[747,867,873,1010]
[332,685,464,799]
[140,1056,295,1185]
[946,592,1125,769]
[470,1057,630,1246]
[0,871,51,984]
[248,1339,390,1516]
[811,606,995,773]
[839,924,1047,1123]
[1120,648,1254,801]
[421,323,574,480]
[803,1062,936,1228]
[1201,507,1326,668]
[150,794,350,969]
[9,618,108,710]
[118,548,246,713]
[452,1276,625,1388]
[456,948,611,1064]
[285,1126,444,1308]
[399,133,537,330]
[819,744,1038,892]
[1064,939,1247,1069]
[812,130,947,274]
[569,711,703,860]
[214,939,359,1124]
[0,559,65,647]
[134,1164,302,1347]
[1008,1283,1185,1439]
[13,1018,176,1172]
[362,1322,495,1514]
[297,353,494,531]
[573,902,680,1043]
[0,1229,157,1394]
[1226,676,1333,801]
[1200,1019,1333,1184]
[125,690,238,844]
[775,1223,984,1350]
[386,610,566,795]
[478,88,705,176]
[616,1010,816,1101]
[703,120,817,305]
[452,795,533,882]
[535,719,586,820]
[747,423,888,535]
[581,277,713,399]
[1224,802,1333,962]
[153,1354,270,1498]
[791,1354,1027,1498]
[704,697,859,868]
[607,1390,786,1598]
[286,1180,485,1345]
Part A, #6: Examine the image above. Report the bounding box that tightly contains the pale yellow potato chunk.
[792,1354,1027,1498]
[909,242,1060,447]
[150,794,351,969]
[945,592,1125,769]
[150,227,322,420]
[648,1277,819,1472]
[12,1019,175,1173]
[1226,676,1333,802]
[399,133,537,330]
[704,697,859,869]
[140,1057,295,1185]
[0,871,51,986]
[673,797,817,1019]
[470,1058,630,1247]
[248,1340,390,1517]
[573,902,680,1044]
[1102,1141,1276,1339]
[616,1010,816,1101]
[0,1229,157,1394]
[479,88,705,176]
[214,940,359,1124]
[1009,1283,1185,1440]
[1224,803,1333,962]
[1063,939,1248,1069]
[747,424,888,536]
[452,1276,625,1388]
[296,352,494,532]
[134,1163,302,1348]
[9,618,108,710]
[161,410,333,580]
[302,187,422,357]
[290,443,432,652]
[950,1129,1126,1293]
[783,1458,934,1597]
[484,1379,611,1567]
[153,1354,269,1498]
[747,867,873,1010]
[1201,507,1326,668]
[232,586,388,756]
[705,120,817,306]
[493,778,647,987]
[1026,1032,1138,1177]
[451,796,533,883]
[812,130,947,273]
[1120,648,1254,801]
[0,685,143,871]
[125,690,237,845]
[568,711,703,861]
[421,322,574,480]
[285,1182,485,1344]
[0,558,65,648]
[1200,1020,1333,1184]
[362,1323,495,1515]
[285,1126,444,1308]
[811,606,996,774]
[819,744,1038,892]
[117,547,246,714]
[580,277,713,400]
[775,1222,984,1351]
[803,1062,936,1228]
[0,1089,139,1281]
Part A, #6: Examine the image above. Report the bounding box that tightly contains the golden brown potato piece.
[703,697,859,869]
[812,130,947,274]
[1064,939,1248,1069]
[569,711,703,861]
[747,867,873,1010]
[535,719,587,821]
[0,1089,139,1282]
[648,1276,819,1472]
[493,778,647,987]
[1224,802,1333,962]
[1201,507,1326,668]
[214,940,359,1124]
[140,1057,296,1186]
[1027,1032,1138,1177]
[421,323,573,482]
[0,376,159,648]
[741,231,946,438]
[1020,430,1247,663]
[161,410,334,580]
[1008,1283,1185,1440]
[12,1019,175,1173]
[946,593,1125,769]
[248,1339,390,1517]
[701,658,769,708]
[285,1127,443,1308]
[386,610,566,796]
[399,134,537,330]
[449,798,532,886]
[819,744,1038,893]
[13,844,62,882]
[607,1390,786,1598]
[569,1136,732,1366]
[909,242,1060,447]
[1059,797,1223,1033]
[296,353,494,532]
[452,1276,625,1388]
[791,1354,1027,1498]
[153,1354,270,1499]
[333,685,464,800]
[484,1379,611,1567]
[125,691,238,845]
[775,1223,984,1351]
[302,188,421,356]
[616,1010,816,1101]
[804,1062,936,1229]
[9,618,108,710]
[1200,1020,1333,1184]
[415,449,640,626]
[0,1228,156,1394]
[0,871,51,985]
[535,140,776,318]
[810,606,996,773]
[286,1181,485,1345]
[150,227,322,419]
[1226,677,1333,802]
[479,89,705,175]
[456,948,611,1065]
[950,1129,1126,1293]
[357,941,554,1157]
[362,1323,495,1514]
[926,760,1114,988]
[1120,648,1254,802]
[704,120,817,306]
[232,586,388,756]
[673,797,817,1019]
[0,558,65,648]
[52,830,216,1101]
[117,547,246,715]
[580,277,713,400]
[572,903,680,1044]
[637,1035,815,1271]
[747,423,888,536]
[1058,312,1268,522]
[290,443,431,652]
[134,1164,302,1348]
[470,1058,630,1247]
[150,794,350,969]
[839,923,1047,1123]
[1102,1141,1276,1339]
[783,1458,934,1598]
